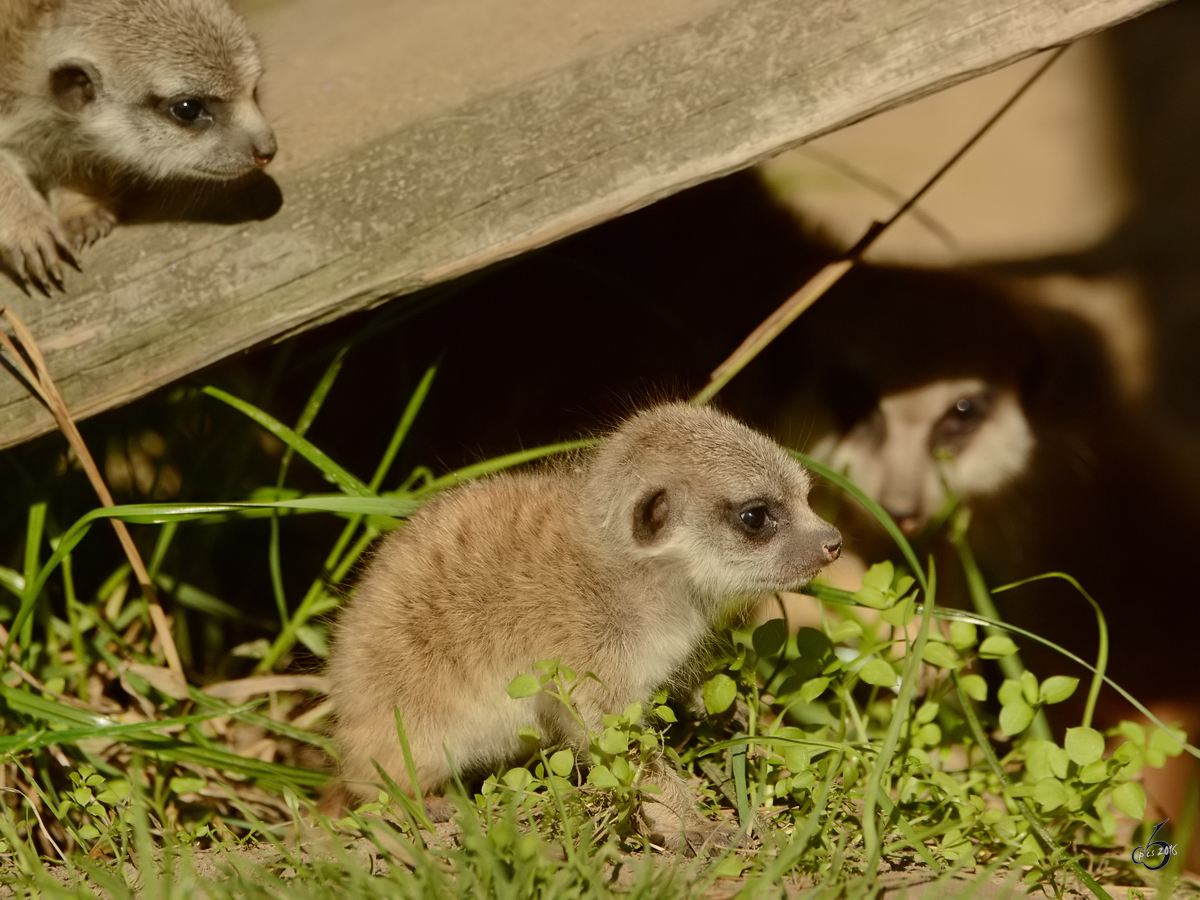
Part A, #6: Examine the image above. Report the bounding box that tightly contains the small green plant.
[498,660,674,847]
[56,764,132,852]
[1,348,1198,899]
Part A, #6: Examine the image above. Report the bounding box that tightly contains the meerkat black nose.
[823,537,842,561]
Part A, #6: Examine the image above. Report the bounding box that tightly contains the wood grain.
[0,0,1170,448]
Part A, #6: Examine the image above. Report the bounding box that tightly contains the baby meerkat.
[327,403,842,850]
[0,0,276,292]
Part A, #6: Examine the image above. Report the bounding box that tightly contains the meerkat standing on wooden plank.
[327,403,842,850]
[0,0,276,293]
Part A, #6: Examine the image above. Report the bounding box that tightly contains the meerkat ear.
[632,488,670,545]
[50,60,102,114]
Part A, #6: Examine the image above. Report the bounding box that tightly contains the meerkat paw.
[51,188,117,253]
[60,206,117,252]
[639,793,740,856]
[419,794,454,822]
[637,762,742,856]
[0,212,78,295]
[317,780,351,818]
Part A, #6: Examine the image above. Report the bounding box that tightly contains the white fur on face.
[814,377,1034,531]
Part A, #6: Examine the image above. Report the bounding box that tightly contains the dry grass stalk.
[0,303,183,677]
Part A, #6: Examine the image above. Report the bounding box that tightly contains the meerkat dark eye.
[166,98,209,125]
[734,504,775,539]
[740,507,767,530]
[932,390,994,452]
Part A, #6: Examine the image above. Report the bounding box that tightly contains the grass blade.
[202,386,373,497]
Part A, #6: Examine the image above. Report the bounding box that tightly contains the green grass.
[1,353,1198,899]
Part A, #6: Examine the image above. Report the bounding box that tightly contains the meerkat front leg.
[0,150,76,293]
[49,187,117,253]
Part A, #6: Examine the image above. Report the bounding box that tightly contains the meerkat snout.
[326,403,840,849]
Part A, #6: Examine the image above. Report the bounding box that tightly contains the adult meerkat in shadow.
[772,268,1042,552]
[772,265,1200,661]
[765,266,1200,862]
[326,403,842,851]
[0,0,276,293]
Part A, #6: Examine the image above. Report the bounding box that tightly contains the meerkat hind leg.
[638,759,739,856]
[539,679,735,853]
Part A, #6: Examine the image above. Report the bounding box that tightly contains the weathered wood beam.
[0,0,1171,448]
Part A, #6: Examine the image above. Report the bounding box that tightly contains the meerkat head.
[810,375,1034,536]
[41,0,275,181]
[586,404,842,606]
[779,267,1043,536]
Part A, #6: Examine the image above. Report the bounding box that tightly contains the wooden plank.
[0,0,1170,449]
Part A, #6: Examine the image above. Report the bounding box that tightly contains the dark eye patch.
[823,368,880,433]
[931,389,995,453]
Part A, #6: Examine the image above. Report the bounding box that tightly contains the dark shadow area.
[1105,0,1200,426]
[0,170,283,292]
[987,2,1200,433]
[1012,0,1200,428]
[114,169,284,226]
[257,170,834,477]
